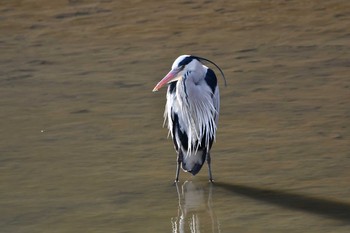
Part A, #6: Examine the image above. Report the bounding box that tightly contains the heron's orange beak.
[152,69,180,92]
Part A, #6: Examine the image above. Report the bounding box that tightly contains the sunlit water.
[1,1,350,232]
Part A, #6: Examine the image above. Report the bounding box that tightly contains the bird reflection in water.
[171,181,221,233]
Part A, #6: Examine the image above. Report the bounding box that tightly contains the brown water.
[1,0,350,232]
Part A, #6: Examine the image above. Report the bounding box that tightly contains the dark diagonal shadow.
[215,182,350,223]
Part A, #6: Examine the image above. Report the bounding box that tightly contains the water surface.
[1,0,350,232]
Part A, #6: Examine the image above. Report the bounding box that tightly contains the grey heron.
[153,55,226,182]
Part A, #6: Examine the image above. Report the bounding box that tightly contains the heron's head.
[152,55,201,92]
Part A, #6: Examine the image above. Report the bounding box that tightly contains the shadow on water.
[215,182,350,223]
[172,181,221,233]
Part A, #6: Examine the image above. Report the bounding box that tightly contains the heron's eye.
[180,65,185,70]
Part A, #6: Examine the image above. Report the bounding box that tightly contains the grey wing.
[213,85,220,125]
[204,68,220,125]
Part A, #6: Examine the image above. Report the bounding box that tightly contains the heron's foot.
[209,178,214,183]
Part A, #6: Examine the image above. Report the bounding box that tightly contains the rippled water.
[1,0,350,232]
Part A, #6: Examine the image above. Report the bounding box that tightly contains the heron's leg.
[175,151,183,183]
[207,152,214,182]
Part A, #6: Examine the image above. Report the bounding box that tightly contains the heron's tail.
[181,150,207,175]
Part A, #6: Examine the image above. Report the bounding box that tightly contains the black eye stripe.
[177,57,193,67]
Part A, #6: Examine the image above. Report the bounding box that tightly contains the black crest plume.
[191,55,227,86]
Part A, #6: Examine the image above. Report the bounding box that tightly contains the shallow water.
[1,0,350,232]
